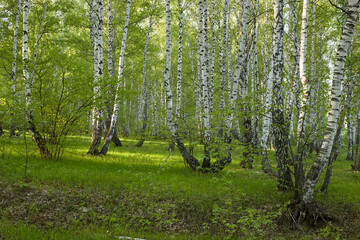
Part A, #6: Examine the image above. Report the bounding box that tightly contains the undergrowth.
[0,135,360,239]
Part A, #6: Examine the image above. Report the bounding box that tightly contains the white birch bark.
[10,0,21,136]
[89,0,104,154]
[301,0,360,204]
[297,0,310,139]
[164,0,176,136]
[308,1,317,152]
[209,0,216,114]
[23,0,49,157]
[220,0,228,111]
[136,0,156,147]
[201,0,213,168]
[225,0,250,138]
[260,0,273,173]
[227,8,232,106]
[286,0,300,139]
[251,0,260,151]
[176,0,184,122]
[271,0,292,189]
[100,0,131,155]
[104,0,121,146]
[293,0,310,191]
[197,0,204,133]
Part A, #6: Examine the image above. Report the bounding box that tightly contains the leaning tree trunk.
[88,0,104,155]
[271,0,293,190]
[135,0,156,147]
[99,0,131,155]
[23,0,50,158]
[105,0,122,147]
[320,73,357,192]
[10,0,22,137]
[299,0,359,209]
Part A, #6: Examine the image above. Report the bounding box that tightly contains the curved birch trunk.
[301,0,359,205]
[105,0,122,147]
[135,0,156,147]
[99,0,131,155]
[321,73,358,192]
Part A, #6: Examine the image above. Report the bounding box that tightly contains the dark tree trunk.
[353,144,360,171]
[112,132,122,146]
[0,122,3,136]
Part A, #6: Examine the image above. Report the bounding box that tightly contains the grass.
[0,134,360,239]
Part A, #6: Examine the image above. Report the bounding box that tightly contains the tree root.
[290,199,338,228]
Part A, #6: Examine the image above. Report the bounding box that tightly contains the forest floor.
[0,135,360,239]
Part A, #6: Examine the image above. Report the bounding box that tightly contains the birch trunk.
[105,0,122,147]
[320,74,357,192]
[286,0,300,139]
[293,0,310,194]
[10,0,21,137]
[100,0,131,155]
[23,0,49,158]
[308,1,317,153]
[209,0,216,115]
[356,95,360,151]
[271,0,292,190]
[260,0,273,174]
[135,0,156,147]
[175,0,183,123]
[200,0,212,168]
[88,0,104,155]
[251,0,260,153]
[197,0,204,138]
[219,0,228,111]
[226,0,250,141]
[300,0,359,205]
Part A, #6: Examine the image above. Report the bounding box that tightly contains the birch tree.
[219,0,228,112]
[100,0,131,155]
[175,0,184,123]
[135,0,156,147]
[88,0,104,155]
[105,0,122,147]
[271,0,292,190]
[293,0,310,194]
[10,0,21,137]
[286,0,300,139]
[296,0,359,221]
[23,0,50,158]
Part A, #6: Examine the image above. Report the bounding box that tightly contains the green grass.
[0,134,360,239]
